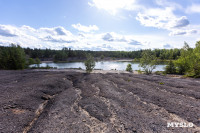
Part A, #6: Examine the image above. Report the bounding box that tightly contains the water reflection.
[31,61,166,71]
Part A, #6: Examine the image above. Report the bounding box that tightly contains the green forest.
[23,47,181,61]
[0,41,200,77]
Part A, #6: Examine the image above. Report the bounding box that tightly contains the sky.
[0,0,200,51]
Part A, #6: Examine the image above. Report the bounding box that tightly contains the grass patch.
[159,82,165,85]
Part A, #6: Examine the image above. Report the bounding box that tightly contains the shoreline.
[41,59,133,63]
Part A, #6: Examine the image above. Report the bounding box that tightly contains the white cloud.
[169,29,198,36]
[169,30,187,36]
[129,40,142,45]
[38,27,76,43]
[41,35,77,43]
[0,24,147,50]
[21,25,36,32]
[101,32,143,46]
[72,23,99,32]
[0,24,199,50]
[0,25,77,49]
[136,8,175,29]
[0,25,20,37]
[170,16,189,28]
[54,27,72,35]
[136,7,190,30]
[186,4,200,14]
[135,6,194,37]
[102,33,114,42]
[39,26,72,36]
[88,0,142,15]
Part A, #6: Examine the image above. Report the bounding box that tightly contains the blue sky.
[0,0,200,50]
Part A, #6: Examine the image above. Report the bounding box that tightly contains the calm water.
[31,61,166,71]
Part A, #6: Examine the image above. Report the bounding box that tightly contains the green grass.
[159,82,165,85]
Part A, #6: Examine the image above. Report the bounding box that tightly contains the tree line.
[23,47,181,61]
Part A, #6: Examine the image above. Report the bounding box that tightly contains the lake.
[31,61,167,71]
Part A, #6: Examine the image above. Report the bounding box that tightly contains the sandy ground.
[0,69,200,133]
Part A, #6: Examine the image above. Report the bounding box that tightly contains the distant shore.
[41,58,133,63]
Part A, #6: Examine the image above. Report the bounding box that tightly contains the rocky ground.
[0,70,200,133]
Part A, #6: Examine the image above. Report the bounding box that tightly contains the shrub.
[139,50,157,75]
[126,64,133,72]
[84,54,95,73]
[100,55,104,59]
[133,58,140,62]
[155,71,163,75]
[28,58,35,65]
[137,69,143,74]
[165,60,176,74]
[35,58,41,67]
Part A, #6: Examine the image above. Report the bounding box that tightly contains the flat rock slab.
[0,70,200,133]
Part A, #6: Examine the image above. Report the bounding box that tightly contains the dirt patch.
[12,108,26,114]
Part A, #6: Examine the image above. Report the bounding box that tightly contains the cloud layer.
[72,23,99,32]
[0,24,145,50]
[0,25,19,37]
[0,24,199,50]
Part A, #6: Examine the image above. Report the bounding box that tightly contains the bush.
[139,50,157,75]
[136,69,143,74]
[173,45,191,75]
[100,55,104,59]
[133,58,140,62]
[126,64,133,72]
[174,58,188,74]
[28,58,35,65]
[165,60,176,74]
[84,54,95,73]
[0,44,26,70]
[155,71,163,75]
[35,58,41,67]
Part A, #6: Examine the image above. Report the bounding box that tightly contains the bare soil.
[0,70,200,133]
